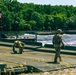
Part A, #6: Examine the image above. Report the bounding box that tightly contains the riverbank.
[64,30,76,34]
[1,30,76,36]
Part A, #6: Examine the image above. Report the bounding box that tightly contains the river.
[37,34,76,47]
[13,33,76,47]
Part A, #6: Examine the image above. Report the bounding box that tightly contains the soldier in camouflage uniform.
[13,40,24,54]
[52,29,64,63]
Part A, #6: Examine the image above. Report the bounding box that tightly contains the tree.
[23,9,34,21]
[31,12,45,30]
[44,15,54,30]
[29,20,36,30]
[1,1,76,31]
[66,15,76,29]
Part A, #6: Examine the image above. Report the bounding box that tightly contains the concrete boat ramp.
[0,41,76,73]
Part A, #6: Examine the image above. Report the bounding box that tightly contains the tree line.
[0,0,76,31]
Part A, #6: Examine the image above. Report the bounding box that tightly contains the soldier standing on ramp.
[13,40,24,54]
[52,29,64,63]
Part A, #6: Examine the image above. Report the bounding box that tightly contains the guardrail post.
[35,33,37,42]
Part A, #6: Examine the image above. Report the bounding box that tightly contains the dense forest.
[0,0,76,31]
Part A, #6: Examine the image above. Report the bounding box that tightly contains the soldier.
[52,29,64,63]
[13,40,24,54]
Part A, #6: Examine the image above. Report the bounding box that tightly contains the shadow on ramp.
[10,51,22,54]
[46,61,60,64]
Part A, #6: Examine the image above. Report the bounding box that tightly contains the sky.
[17,0,76,6]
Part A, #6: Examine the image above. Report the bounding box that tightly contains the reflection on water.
[37,34,76,47]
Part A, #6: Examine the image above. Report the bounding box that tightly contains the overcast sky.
[17,0,76,6]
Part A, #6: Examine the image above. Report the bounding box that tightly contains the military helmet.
[57,29,62,33]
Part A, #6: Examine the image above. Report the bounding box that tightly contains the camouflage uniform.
[13,40,24,54]
[52,29,64,63]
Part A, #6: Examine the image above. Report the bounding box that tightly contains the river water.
[37,34,76,47]
[15,33,76,47]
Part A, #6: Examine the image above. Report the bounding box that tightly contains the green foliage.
[0,0,76,31]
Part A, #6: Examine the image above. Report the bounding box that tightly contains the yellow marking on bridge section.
[0,60,19,66]
[3,53,46,62]
[0,53,46,66]
[60,62,72,67]
[0,52,75,68]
